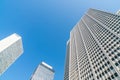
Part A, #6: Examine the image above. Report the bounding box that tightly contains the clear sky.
[0,0,120,80]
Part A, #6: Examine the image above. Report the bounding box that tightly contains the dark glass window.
[107,61,110,64]
[114,55,117,59]
[107,68,110,72]
[105,70,107,73]
[112,58,115,61]
[111,75,114,79]
[105,63,107,66]
[118,60,120,64]
[97,76,99,79]
[115,63,119,66]
[114,73,118,77]
[108,77,111,80]
[117,53,120,56]
[110,66,113,70]
[99,74,102,77]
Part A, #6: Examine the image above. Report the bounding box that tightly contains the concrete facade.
[31,62,55,80]
[116,10,120,15]
[0,33,23,75]
[64,9,120,80]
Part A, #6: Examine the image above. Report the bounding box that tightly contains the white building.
[64,8,120,80]
[31,62,55,80]
[0,33,23,75]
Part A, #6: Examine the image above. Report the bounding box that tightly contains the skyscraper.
[30,62,55,80]
[64,8,120,80]
[0,33,23,75]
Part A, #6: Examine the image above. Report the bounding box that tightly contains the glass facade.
[31,62,55,80]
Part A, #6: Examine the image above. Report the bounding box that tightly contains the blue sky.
[0,0,120,80]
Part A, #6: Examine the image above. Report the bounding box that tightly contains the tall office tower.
[64,8,120,80]
[30,62,55,80]
[0,33,23,75]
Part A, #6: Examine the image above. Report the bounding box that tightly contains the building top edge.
[41,62,53,69]
[41,62,55,72]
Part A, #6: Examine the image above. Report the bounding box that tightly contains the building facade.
[64,8,120,80]
[116,10,120,15]
[30,62,55,80]
[0,33,23,75]
[64,40,70,80]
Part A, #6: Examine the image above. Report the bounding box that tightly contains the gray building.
[64,8,120,80]
[0,33,23,75]
[31,62,55,80]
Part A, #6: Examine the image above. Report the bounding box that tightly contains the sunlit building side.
[64,8,120,80]
[31,62,55,80]
[0,33,23,75]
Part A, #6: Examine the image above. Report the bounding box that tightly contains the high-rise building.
[30,62,55,80]
[64,8,120,80]
[0,33,23,75]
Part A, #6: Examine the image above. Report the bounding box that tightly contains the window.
[118,60,120,64]
[115,63,119,66]
[111,75,114,79]
[105,63,107,66]
[99,74,102,77]
[114,73,118,77]
[114,55,117,59]
[105,70,107,74]
[117,53,120,56]
[107,61,110,64]
[109,54,111,56]
[108,77,111,80]
[111,58,115,61]
[110,66,113,70]
[102,72,104,76]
